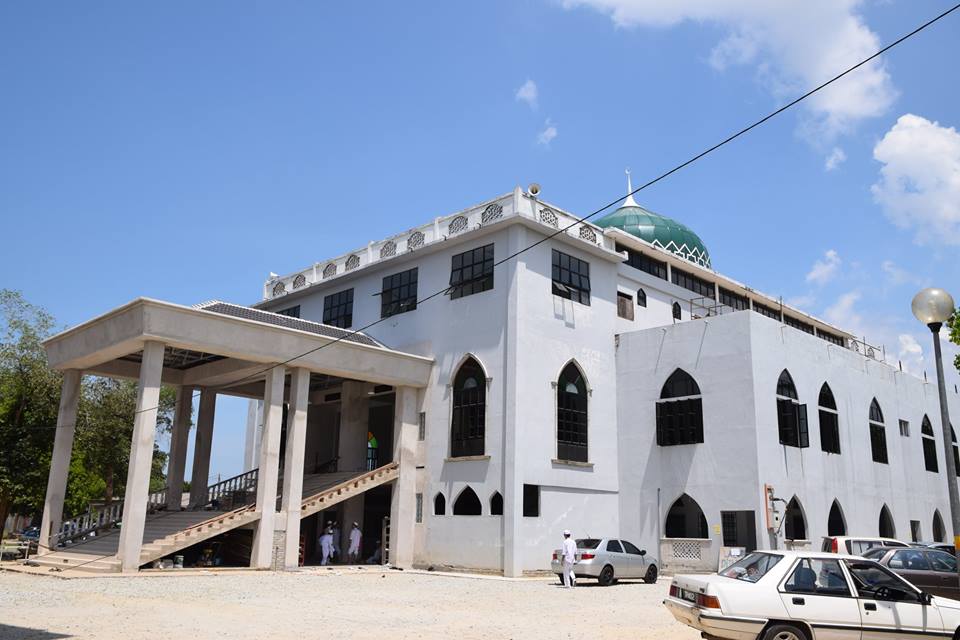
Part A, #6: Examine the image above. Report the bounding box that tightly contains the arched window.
[490,492,503,516]
[922,416,939,473]
[869,399,888,464]
[637,288,647,307]
[934,510,946,543]
[879,504,895,538]
[952,425,960,477]
[557,362,588,462]
[451,358,486,457]
[672,301,682,320]
[452,486,482,515]
[784,497,807,541]
[664,494,708,538]
[776,370,808,448]
[818,383,840,454]
[656,369,703,446]
[434,492,446,516]
[828,500,846,536]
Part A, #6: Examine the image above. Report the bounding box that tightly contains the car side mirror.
[640,549,647,556]
[921,592,933,606]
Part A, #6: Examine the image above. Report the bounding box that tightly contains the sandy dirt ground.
[0,567,701,640]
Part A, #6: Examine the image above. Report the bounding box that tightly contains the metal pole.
[929,323,960,588]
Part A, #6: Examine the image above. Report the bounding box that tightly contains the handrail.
[205,468,258,507]
[300,462,399,508]
[55,487,167,546]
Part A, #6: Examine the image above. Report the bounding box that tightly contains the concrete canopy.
[42,298,433,393]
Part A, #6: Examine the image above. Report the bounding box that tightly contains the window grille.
[292,274,307,289]
[380,268,418,318]
[448,215,468,235]
[539,208,559,227]
[671,266,715,298]
[578,225,597,243]
[449,244,494,299]
[418,412,426,441]
[272,281,286,297]
[557,363,588,462]
[322,263,337,278]
[551,250,591,306]
[415,493,423,523]
[451,358,485,457]
[656,369,703,446]
[379,241,397,259]
[616,292,634,320]
[408,231,425,249]
[481,203,503,224]
[345,254,360,270]
[322,289,353,329]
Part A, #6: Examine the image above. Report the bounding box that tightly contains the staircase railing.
[205,468,258,510]
[54,488,167,546]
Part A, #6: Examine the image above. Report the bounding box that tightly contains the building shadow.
[0,623,72,639]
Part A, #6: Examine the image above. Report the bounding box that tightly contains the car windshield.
[720,552,782,583]
[576,539,601,550]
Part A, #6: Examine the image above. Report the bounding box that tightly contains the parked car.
[862,546,960,599]
[911,540,957,554]
[550,537,658,586]
[16,526,39,542]
[664,549,960,640]
[821,535,909,555]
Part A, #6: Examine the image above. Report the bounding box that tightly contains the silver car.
[550,537,659,586]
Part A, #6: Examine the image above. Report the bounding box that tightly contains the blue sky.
[2,1,959,480]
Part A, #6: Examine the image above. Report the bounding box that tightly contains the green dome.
[596,203,711,269]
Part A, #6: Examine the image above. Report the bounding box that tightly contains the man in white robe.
[348,522,362,563]
[561,530,577,588]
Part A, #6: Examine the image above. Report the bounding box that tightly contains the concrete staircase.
[299,462,399,520]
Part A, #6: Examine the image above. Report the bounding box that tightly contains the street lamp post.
[912,287,959,587]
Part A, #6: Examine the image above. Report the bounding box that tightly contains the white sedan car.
[664,549,960,640]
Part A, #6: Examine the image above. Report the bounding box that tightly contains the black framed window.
[557,363,588,462]
[671,266,714,298]
[617,243,667,280]
[672,302,682,320]
[870,399,888,464]
[450,358,485,457]
[817,329,846,346]
[637,288,647,307]
[551,249,591,305]
[784,315,815,335]
[719,287,749,311]
[777,370,808,448]
[449,244,494,299]
[322,289,353,328]
[277,305,301,318]
[656,369,703,446]
[523,484,540,517]
[381,268,418,318]
[616,291,634,320]
[753,302,782,321]
[818,383,840,454]
[922,416,938,473]
[951,426,959,477]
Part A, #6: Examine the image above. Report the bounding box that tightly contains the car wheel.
[643,564,658,584]
[762,624,808,640]
[598,565,615,586]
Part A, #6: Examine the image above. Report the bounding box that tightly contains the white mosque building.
[36,177,960,575]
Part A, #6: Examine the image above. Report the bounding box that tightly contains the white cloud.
[824,147,846,171]
[824,290,863,336]
[805,249,841,286]
[881,260,923,288]
[560,0,896,143]
[538,118,558,146]
[785,294,815,309]
[872,113,960,245]
[897,333,925,374]
[515,79,539,110]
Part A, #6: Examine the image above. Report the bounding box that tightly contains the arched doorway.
[879,505,895,538]
[934,510,946,543]
[828,501,846,536]
[784,497,807,540]
[665,494,708,538]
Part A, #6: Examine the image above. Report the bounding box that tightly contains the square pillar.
[38,369,82,552]
[165,385,194,511]
[338,381,370,471]
[118,340,165,572]
[281,367,310,569]
[388,386,418,568]
[251,365,286,568]
[188,389,216,507]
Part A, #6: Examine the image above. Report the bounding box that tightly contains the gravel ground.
[0,568,700,640]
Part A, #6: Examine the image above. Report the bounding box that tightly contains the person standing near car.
[561,530,577,588]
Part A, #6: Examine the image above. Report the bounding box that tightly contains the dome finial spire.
[623,168,639,208]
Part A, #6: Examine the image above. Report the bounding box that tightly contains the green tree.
[949,310,960,374]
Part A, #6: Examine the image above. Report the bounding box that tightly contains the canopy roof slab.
[42,298,433,392]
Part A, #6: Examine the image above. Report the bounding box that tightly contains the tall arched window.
[952,425,960,477]
[818,383,840,454]
[489,492,503,516]
[869,399,888,464]
[828,500,846,536]
[776,370,808,448]
[784,497,807,541]
[434,492,446,516]
[451,357,486,457]
[672,301,682,320]
[656,369,703,446]
[879,504,895,538]
[556,362,588,462]
[934,510,946,542]
[637,288,647,307]
[922,416,939,473]
[452,486,482,515]
[664,494,708,538]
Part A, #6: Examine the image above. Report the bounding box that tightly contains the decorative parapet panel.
[659,537,715,572]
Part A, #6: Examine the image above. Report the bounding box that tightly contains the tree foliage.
[949,311,960,375]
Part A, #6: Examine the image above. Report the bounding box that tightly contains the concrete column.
[281,367,310,569]
[118,340,165,572]
[243,399,258,472]
[502,225,525,577]
[388,386,418,568]
[165,385,194,511]
[38,369,82,552]
[188,389,217,507]
[338,381,370,471]
[251,365,286,568]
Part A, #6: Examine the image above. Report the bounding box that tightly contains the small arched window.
[637,288,647,307]
[776,370,808,448]
[934,510,946,542]
[656,369,703,446]
[879,504,895,538]
[453,486,482,515]
[869,399,888,464]
[828,500,846,536]
[451,358,486,457]
[490,491,503,516]
[784,497,807,541]
[922,416,938,473]
[434,492,446,516]
[818,383,840,454]
[672,301,682,320]
[664,494,708,538]
[952,425,960,478]
[557,363,588,462]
